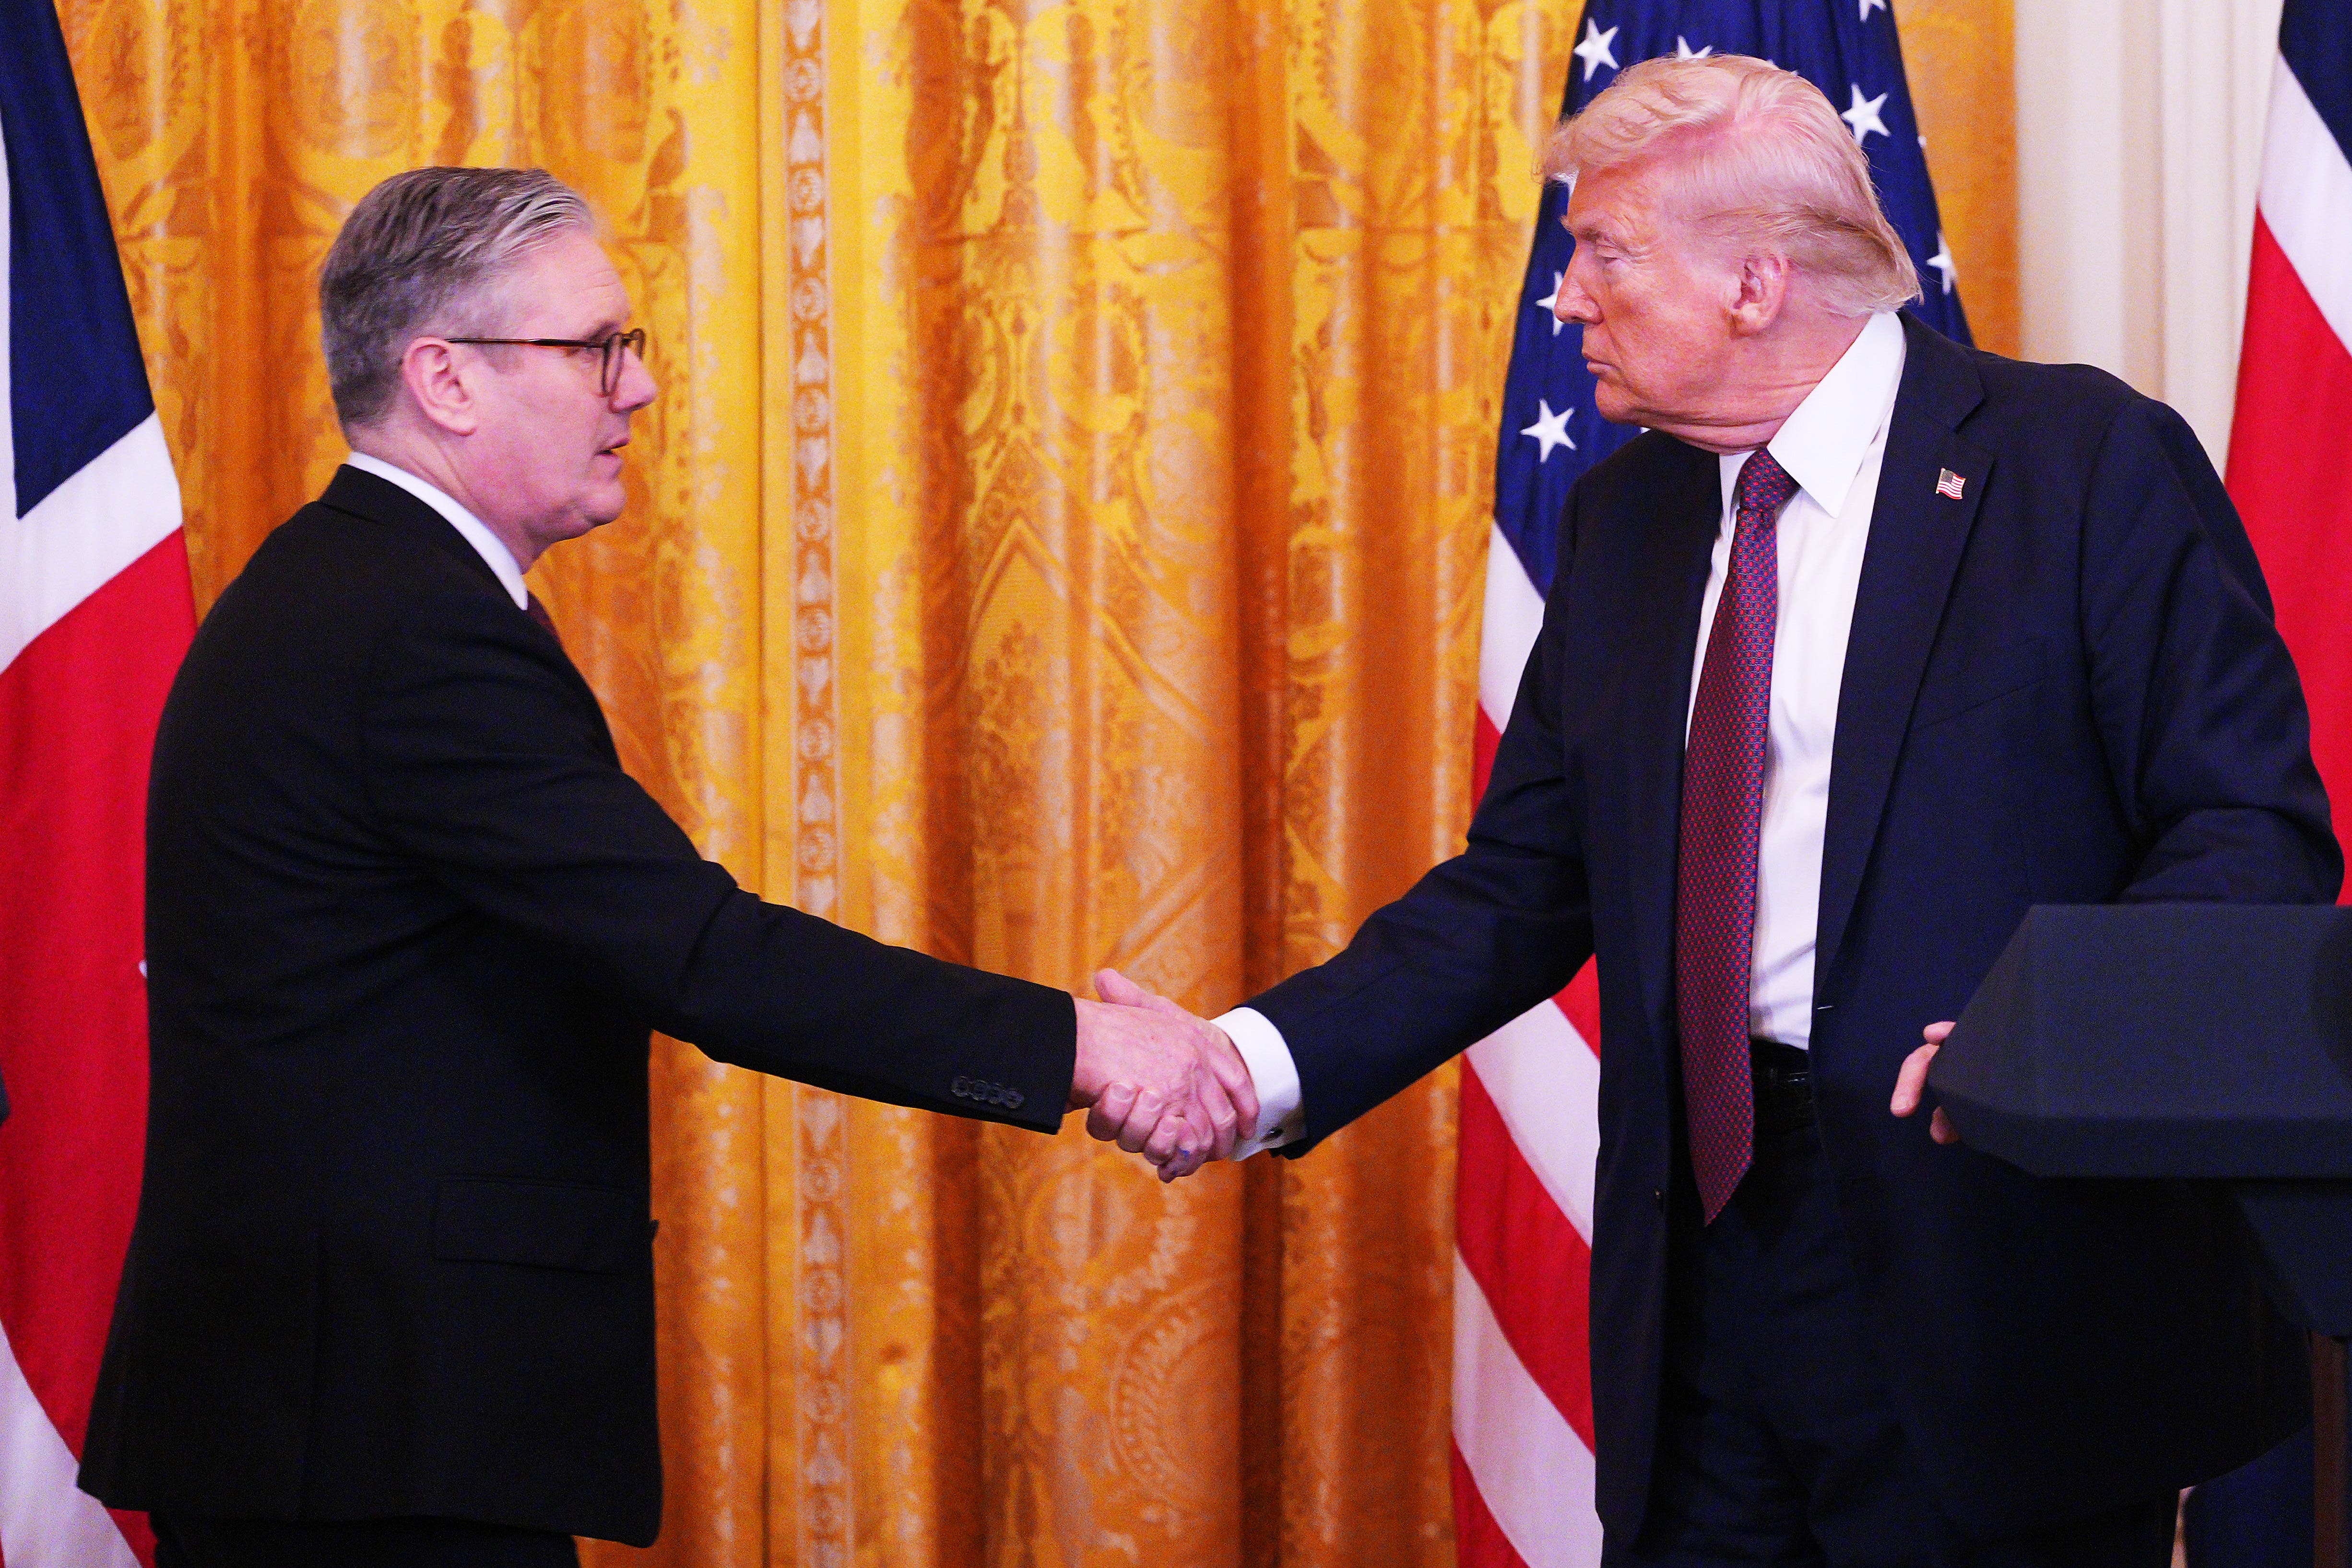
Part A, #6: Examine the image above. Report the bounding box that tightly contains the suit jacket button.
[952,1076,970,1098]
[1005,1089,1024,1110]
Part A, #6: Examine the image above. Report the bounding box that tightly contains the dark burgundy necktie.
[525,592,563,650]
[1676,448,1797,1224]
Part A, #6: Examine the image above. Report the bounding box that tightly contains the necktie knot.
[1736,448,1797,522]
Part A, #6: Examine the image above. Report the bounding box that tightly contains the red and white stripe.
[0,106,191,1568]
[1452,523,1607,1568]
[2227,51,2352,883]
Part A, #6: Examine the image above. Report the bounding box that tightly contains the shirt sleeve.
[1216,1006,1306,1158]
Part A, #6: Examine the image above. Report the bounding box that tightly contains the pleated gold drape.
[64,0,2011,1562]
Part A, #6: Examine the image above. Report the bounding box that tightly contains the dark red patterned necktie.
[1676,448,1797,1224]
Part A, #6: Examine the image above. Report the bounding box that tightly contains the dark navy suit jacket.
[1250,315,2340,1538]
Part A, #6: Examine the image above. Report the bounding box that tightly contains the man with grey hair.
[79,166,1250,1566]
[1104,55,2337,1565]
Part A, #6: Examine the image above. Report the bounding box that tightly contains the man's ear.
[401,338,479,437]
[1727,250,1789,337]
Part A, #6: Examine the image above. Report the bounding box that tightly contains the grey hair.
[319,167,594,428]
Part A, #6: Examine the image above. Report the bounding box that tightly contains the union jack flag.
[1455,7,1966,1565]
[0,3,192,1564]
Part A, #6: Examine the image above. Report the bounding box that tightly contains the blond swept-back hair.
[1543,55,1919,317]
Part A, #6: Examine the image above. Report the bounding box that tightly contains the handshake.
[1065,970,1261,1183]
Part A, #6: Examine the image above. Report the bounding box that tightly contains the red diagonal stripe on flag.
[2229,211,2352,888]
[1452,1440,1537,1568]
[0,535,189,1568]
[1456,1061,1596,1449]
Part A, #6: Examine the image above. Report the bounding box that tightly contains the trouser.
[151,1512,581,1568]
[1607,1040,2177,1568]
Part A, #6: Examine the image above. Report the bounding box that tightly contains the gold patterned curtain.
[64,0,2012,1562]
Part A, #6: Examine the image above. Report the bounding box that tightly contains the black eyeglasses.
[443,327,647,397]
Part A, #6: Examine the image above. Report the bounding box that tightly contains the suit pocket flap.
[433,1178,643,1274]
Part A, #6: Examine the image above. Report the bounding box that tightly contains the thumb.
[1095,967,1149,1008]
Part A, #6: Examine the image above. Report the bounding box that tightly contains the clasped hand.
[1068,969,1259,1182]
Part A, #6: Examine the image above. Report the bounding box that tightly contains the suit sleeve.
[358,591,1075,1132]
[1249,503,1598,1153]
[2080,397,2342,904]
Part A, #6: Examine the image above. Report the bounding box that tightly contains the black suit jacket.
[1251,316,2340,1538]
[80,467,1076,1545]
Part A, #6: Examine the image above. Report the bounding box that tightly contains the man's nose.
[1555,268,1600,326]
[612,346,657,411]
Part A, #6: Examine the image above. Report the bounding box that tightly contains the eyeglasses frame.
[441,327,648,398]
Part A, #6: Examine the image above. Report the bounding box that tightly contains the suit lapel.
[1814,316,1992,997]
[1619,438,1724,1041]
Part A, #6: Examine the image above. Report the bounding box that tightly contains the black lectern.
[1932,905,2352,1567]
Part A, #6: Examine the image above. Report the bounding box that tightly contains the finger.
[1158,1137,1197,1183]
[1931,1107,1961,1145]
[1115,1096,1176,1156]
[1924,1019,1957,1045]
[1188,1063,1242,1161]
[1180,1110,1223,1176]
[1890,1043,1938,1116]
[1095,967,1149,1008]
[1087,1082,1138,1142]
[1142,1103,1193,1167]
[1160,1115,1214,1180]
[1202,1027,1260,1142]
[1115,1089,1166,1154]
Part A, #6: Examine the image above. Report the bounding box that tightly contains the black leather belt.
[1749,1038,1815,1137]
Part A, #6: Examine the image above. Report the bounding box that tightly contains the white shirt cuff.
[1216,1006,1306,1158]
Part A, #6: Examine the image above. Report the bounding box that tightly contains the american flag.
[1454,7,1966,1565]
[0,3,192,1564]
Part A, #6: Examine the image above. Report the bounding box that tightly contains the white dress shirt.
[344,450,529,611]
[1222,310,1910,1157]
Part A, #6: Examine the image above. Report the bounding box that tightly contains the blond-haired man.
[1111,56,2337,1565]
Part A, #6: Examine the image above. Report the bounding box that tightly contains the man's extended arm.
[360,588,1244,1148]
[1095,512,1600,1167]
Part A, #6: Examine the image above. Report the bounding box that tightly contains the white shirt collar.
[1719,310,1908,518]
[343,451,529,611]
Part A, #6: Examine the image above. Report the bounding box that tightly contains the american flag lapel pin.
[1936,468,1966,500]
